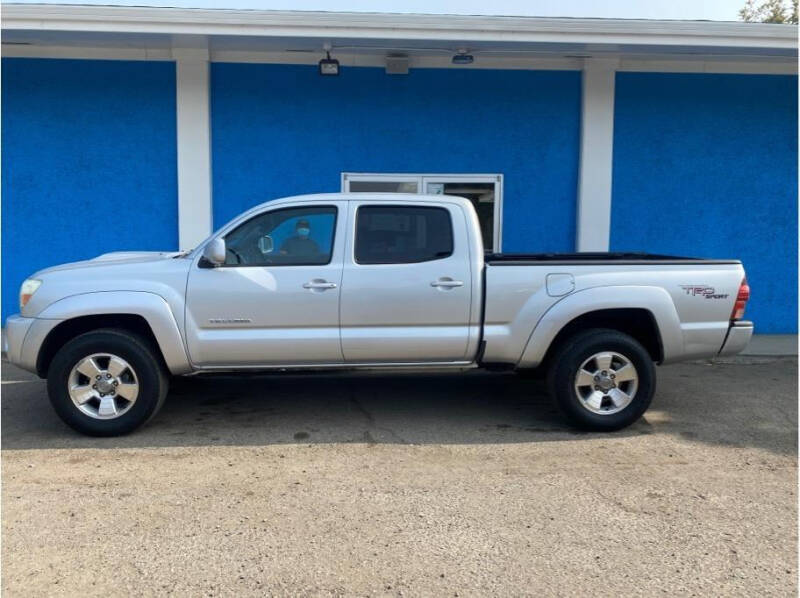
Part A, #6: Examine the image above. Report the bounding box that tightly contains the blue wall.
[1,58,178,320]
[611,73,798,333]
[210,64,581,253]
[5,61,795,333]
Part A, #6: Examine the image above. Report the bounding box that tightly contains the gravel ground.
[2,356,797,596]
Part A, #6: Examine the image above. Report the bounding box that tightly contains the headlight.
[19,279,42,310]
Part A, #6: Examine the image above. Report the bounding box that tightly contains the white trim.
[211,51,797,74]
[211,50,583,71]
[2,43,796,74]
[3,5,795,53]
[617,58,797,74]
[342,172,503,252]
[576,58,616,252]
[0,44,174,61]
[175,37,212,250]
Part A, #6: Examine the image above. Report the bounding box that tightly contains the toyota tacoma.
[5,193,753,436]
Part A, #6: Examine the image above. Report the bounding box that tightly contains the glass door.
[422,176,501,253]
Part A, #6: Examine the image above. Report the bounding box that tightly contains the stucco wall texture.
[1,58,178,320]
[611,72,798,333]
[209,63,582,254]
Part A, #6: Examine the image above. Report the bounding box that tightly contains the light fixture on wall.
[452,48,474,65]
[319,43,340,76]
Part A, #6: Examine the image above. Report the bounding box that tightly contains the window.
[223,206,337,266]
[355,206,453,265]
[349,181,419,193]
[343,173,502,252]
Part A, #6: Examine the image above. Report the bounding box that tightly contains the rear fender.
[517,285,683,368]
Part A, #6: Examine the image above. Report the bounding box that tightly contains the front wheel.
[47,329,168,436]
[547,329,655,431]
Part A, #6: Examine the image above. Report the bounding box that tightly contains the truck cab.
[184,194,483,367]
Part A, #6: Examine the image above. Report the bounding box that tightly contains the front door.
[340,201,473,363]
[185,202,346,367]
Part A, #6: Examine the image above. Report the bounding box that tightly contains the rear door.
[340,200,473,363]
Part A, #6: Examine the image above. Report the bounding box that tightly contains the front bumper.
[5,315,36,369]
[718,321,754,357]
[5,315,62,375]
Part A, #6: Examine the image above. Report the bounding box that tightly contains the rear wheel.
[47,329,168,436]
[547,328,655,431]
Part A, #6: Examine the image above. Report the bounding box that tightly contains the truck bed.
[481,253,747,367]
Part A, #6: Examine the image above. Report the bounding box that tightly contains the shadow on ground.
[2,357,796,454]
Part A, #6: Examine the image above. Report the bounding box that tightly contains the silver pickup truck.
[5,193,753,436]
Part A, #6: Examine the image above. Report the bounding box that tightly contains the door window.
[223,206,337,266]
[355,205,453,265]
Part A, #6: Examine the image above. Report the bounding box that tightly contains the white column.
[173,36,212,250]
[576,58,618,252]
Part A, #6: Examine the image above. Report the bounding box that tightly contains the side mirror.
[258,235,274,255]
[202,237,226,266]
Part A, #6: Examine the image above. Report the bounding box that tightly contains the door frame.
[341,172,503,252]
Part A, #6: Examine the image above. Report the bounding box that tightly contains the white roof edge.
[2,3,797,50]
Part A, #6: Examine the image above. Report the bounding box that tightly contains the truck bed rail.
[486,252,741,266]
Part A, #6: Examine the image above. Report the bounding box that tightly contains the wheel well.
[36,314,164,378]
[541,308,663,368]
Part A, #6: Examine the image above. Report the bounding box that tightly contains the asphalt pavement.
[2,356,797,596]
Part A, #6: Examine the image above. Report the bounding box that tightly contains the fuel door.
[546,273,575,297]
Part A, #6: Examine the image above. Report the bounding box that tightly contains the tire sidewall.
[47,331,166,436]
[549,330,655,431]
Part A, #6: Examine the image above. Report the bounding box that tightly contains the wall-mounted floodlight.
[452,48,474,65]
[319,43,340,76]
[319,51,340,75]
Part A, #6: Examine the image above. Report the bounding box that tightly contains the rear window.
[355,206,454,265]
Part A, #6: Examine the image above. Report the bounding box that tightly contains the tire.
[547,328,655,431]
[47,328,169,436]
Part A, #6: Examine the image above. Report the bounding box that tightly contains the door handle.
[303,280,337,290]
[430,279,464,288]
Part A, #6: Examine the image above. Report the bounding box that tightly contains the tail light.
[731,277,750,321]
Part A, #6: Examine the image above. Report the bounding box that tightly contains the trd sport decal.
[680,285,729,299]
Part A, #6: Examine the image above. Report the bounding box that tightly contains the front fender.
[517,285,683,368]
[35,291,192,375]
